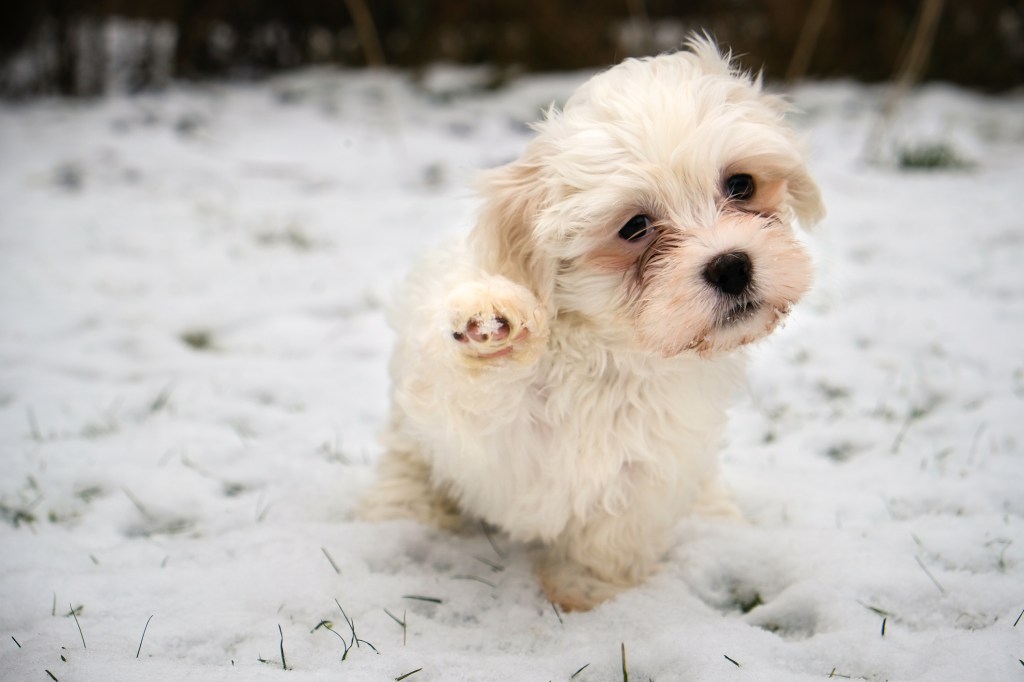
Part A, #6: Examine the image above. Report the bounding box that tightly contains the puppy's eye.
[725,173,755,201]
[618,215,652,242]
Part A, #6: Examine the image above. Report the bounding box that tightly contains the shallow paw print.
[743,588,820,641]
[691,570,818,640]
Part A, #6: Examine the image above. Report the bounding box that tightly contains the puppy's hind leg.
[692,475,743,521]
[358,442,467,532]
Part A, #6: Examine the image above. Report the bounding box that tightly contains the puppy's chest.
[527,343,730,463]
[432,346,737,537]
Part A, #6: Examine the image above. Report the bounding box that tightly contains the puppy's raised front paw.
[444,279,548,365]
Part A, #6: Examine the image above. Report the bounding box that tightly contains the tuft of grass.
[731,588,763,614]
[53,162,84,191]
[255,224,315,251]
[816,381,851,401]
[825,442,858,462]
[315,600,379,662]
[222,483,247,497]
[149,384,174,413]
[318,435,351,465]
[897,141,972,170]
[0,502,37,528]
[75,486,104,504]
[891,394,945,454]
[180,329,215,351]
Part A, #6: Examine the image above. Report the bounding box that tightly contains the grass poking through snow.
[550,601,564,626]
[450,575,496,589]
[383,608,408,646]
[896,141,972,170]
[321,547,341,574]
[136,615,153,658]
[914,555,946,595]
[180,329,215,351]
[69,604,86,649]
[571,662,590,678]
[324,599,379,662]
[278,624,287,670]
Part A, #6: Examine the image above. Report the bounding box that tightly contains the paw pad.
[443,279,548,364]
[453,315,511,345]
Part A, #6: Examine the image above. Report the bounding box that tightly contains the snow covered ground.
[1,65,1023,681]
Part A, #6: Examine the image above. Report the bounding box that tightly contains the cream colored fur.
[359,37,824,611]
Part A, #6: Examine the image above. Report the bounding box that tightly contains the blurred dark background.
[1,0,1021,96]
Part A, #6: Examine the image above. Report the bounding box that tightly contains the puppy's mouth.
[718,299,762,327]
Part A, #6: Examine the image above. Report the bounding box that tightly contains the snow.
[2,66,1023,681]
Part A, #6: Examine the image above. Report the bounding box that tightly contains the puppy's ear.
[757,96,827,230]
[786,167,826,229]
[469,154,555,305]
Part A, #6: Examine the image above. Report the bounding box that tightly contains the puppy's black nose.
[703,251,752,296]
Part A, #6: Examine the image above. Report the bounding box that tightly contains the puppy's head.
[470,37,823,358]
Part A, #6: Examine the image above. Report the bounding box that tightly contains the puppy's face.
[472,40,823,358]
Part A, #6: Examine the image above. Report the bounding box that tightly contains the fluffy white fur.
[359,37,824,611]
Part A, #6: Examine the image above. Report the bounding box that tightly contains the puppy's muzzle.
[703,251,753,296]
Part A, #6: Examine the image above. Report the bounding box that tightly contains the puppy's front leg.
[538,469,689,611]
[539,509,671,612]
[359,274,548,528]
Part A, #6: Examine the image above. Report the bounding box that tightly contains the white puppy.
[360,37,824,611]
